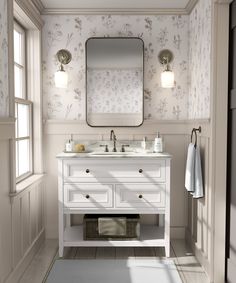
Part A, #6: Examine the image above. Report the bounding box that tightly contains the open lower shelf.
[64,224,165,247]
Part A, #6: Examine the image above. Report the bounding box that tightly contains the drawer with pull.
[115,183,166,208]
[63,159,166,182]
[64,184,113,208]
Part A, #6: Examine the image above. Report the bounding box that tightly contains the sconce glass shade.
[158,49,175,88]
[55,69,68,88]
[54,49,71,88]
[161,70,175,88]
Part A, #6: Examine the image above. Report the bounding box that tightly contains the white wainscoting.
[43,119,212,278]
[43,119,209,235]
[0,120,45,283]
[6,178,45,283]
[185,122,211,280]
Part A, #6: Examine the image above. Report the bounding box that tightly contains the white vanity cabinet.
[57,154,171,257]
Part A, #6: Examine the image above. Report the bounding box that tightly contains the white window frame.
[14,21,34,183]
[14,21,26,100]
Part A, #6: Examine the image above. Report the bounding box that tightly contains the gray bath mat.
[45,258,182,283]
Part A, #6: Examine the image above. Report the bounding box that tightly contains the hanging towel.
[185,143,195,192]
[191,145,204,198]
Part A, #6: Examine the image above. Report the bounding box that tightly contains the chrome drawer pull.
[138,194,143,199]
[139,169,143,173]
[85,195,90,199]
[86,169,90,173]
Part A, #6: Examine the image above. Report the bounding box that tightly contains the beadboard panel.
[0,139,12,283]
[5,179,45,283]
[186,125,211,279]
[0,130,45,283]
[43,118,212,279]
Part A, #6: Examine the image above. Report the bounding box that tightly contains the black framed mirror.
[86,37,144,127]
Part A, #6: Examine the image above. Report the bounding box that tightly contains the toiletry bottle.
[141,137,147,151]
[70,134,75,152]
[154,132,163,153]
[65,139,72,152]
[65,135,74,152]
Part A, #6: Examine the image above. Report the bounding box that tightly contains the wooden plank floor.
[18,239,209,283]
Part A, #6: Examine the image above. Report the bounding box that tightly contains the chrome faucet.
[110,130,117,152]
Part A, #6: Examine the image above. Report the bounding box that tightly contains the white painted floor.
[18,239,209,283]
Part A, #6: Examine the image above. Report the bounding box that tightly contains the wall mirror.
[86,37,144,127]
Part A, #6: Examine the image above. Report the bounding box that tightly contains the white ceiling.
[40,0,191,10]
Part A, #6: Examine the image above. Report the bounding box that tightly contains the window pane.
[15,103,18,137]
[15,142,19,178]
[14,65,23,98]
[14,29,22,65]
[18,103,29,138]
[18,139,30,176]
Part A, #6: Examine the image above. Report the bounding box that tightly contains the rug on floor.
[45,258,182,283]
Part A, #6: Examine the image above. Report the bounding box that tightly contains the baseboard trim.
[5,229,45,283]
[170,227,186,239]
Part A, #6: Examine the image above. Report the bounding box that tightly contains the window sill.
[10,174,44,198]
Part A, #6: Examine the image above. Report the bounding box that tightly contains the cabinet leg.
[165,243,170,257]
[159,215,164,226]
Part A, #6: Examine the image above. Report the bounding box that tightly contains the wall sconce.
[158,49,175,88]
[54,49,72,88]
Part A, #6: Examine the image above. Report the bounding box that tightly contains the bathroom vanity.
[57,152,171,257]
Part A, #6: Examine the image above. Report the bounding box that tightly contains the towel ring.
[191,126,201,147]
[191,129,197,147]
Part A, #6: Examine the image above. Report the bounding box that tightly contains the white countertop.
[56,151,172,159]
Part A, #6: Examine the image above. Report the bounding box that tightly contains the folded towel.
[98,217,126,236]
[185,143,204,198]
[191,146,204,198]
[185,143,195,192]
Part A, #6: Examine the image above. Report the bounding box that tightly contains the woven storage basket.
[83,214,140,240]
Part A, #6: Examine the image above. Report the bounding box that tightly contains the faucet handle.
[121,144,130,152]
[100,144,109,152]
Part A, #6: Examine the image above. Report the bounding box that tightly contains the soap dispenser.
[153,132,163,153]
[65,134,74,152]
[141,136,147,151]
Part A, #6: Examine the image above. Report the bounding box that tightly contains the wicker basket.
[83,214,140,240]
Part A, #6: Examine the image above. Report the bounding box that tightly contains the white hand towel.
[191,146,204,198]
[185,143,195,192]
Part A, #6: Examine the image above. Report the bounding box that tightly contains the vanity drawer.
[63,160,166,182]
[64,184,113,208]
[115,183,166,208]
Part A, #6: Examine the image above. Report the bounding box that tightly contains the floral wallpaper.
[87,68,143,113]
[42,15,189,120]
[0,0,9,117]
[188,0,211,119]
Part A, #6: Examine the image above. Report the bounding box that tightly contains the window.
[14,21,33,182]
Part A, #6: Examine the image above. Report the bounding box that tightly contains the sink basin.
[90,151,135,156]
